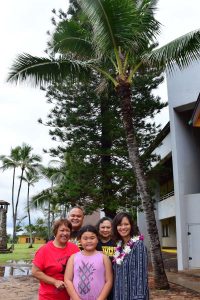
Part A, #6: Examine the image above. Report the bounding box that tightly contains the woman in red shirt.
[32,219,79,300]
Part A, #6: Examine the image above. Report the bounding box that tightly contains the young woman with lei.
[112,212,149,300]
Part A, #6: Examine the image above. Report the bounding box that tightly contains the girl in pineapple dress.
[64,225,113,300]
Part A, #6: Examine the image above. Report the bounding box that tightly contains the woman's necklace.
[113,235,144,265]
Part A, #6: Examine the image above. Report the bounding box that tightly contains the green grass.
[0,244,42,264]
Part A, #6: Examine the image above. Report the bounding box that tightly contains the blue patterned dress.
[113,240,149,300]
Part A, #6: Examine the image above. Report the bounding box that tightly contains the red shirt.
[33,241,79,300]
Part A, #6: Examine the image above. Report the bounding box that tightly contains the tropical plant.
[13,144,42,247]
[7,0,200,288]
[21,170,40,247]
[32,218,49,241]
[31,165,66,239]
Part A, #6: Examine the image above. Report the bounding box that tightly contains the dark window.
[162,224,169,237]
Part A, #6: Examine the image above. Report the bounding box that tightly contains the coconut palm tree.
[21,170,40,248]
[7,0,200,288]
[13,143,42,246]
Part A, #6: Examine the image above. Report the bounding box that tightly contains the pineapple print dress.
[73,251,105,300]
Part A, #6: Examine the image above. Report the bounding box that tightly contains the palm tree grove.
[1,0,200,290]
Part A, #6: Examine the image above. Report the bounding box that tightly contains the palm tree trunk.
[13,168,24,246]
[27,183,33,248]
[11,168,16,250]
[116,81,169,289]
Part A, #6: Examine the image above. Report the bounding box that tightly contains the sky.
[0,0,200,233]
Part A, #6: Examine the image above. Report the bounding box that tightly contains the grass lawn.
[0,244,42,264]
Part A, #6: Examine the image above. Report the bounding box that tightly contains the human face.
[80,231,98,253]
[99,220,112,241]
[55,224,71,246]
[117,217,131,242]
[68,208,84,231]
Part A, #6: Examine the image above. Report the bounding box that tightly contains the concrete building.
[18,235,46,244]
[138,61,200,271]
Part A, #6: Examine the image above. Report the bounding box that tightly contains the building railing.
[160,190,174,201]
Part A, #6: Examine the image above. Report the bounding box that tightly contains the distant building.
[18,235,46,244]
[83,210,104,226]
[138,61,200,271]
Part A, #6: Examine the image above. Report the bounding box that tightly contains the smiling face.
[55,224,71,247]
[68,208,84,231]
[117,217,131,242]
[80,231,98,253]
[99,220,112,241]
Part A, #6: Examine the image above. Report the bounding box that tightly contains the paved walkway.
[167,270,200,294]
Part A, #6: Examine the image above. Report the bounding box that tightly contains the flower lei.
[113,235,144,265]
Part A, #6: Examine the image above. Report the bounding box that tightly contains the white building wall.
[138,61,200,270]
[167,61,200,108]
[185,194,200,269]
[151,132,172,167]
[185,194,200,223]
[137,208,162,250]
[157,196,175,220]
[167,60,200,270]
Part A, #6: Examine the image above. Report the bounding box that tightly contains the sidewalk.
[149,250,200,299]
[167,270,200,294]
[161,249,200,293]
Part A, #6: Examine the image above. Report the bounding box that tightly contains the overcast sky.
[0,0,200,233]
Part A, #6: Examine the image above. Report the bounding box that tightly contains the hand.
[54,280,65,290]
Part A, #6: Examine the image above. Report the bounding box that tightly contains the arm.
[97,254,113,300]
[32,264,65,290]
[64,254,81,300]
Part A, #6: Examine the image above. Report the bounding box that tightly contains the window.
[162,224,169,237]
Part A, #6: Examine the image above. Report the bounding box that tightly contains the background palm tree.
[13,143,42,247]
[21,170,40,248]
[7,0,200,288]
[0,143,42,249]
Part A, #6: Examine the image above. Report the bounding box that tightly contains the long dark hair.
[112,212,139,241]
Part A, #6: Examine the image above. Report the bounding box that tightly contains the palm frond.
[7,53,93,86]
[145,29,200,72]
[78,0,160,57]
[52,19,94,58]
